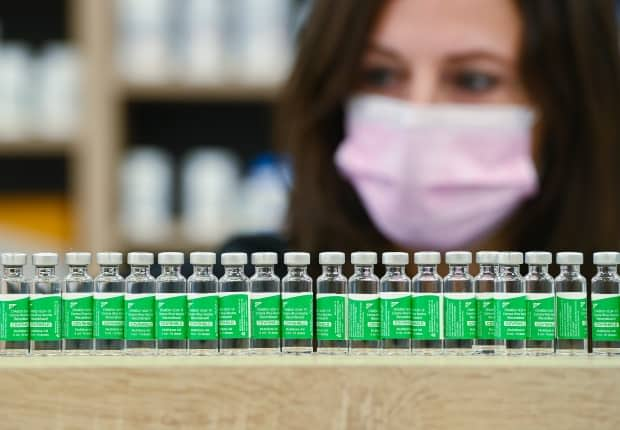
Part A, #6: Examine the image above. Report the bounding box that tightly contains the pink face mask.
[335,95,539,250]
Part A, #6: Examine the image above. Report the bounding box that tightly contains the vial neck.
[527,264,548,275]
[35,266,56,277]
[3,266,23,278]
[161,265,181,276]
[354,265,374,277]
[449,264,468,276]
[130,265,149,276]
[479,264,496,275]
[69,265,88,276]
[287,266,307,277]
[597,265,618,275]
[255,265,275,276]
[417,265,438,275]
[322,264,342,276]
[193,265,213,277]
[101,265,120,276]
[560,265,581,275]
[500,265,520,275]
[224,265,244,277]
[385,265,406,276]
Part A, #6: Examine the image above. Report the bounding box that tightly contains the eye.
[453,71,499,92]
[361,66,402,88]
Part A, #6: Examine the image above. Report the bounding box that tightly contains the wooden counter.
[0,355,618,429]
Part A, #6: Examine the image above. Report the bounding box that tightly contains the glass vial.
[125,252,156,355]
[524,251,555,356]
[443,251,475,355]
[411,251,443,355]
[219,252,250,354]
[348,252,380,355]
[0,253,29,356]
[555,252,588,355]
[316,252,348,354]
[94,252,125,355]
[282,252,313,354]
[380,252,411,355]
[591,252,620,356]
[250,252,281,354]
[62,252,94,355]
[495,252,526,356]
[188,252,218,355]
[473,251,499,355]
[156,252,188,355]
[30,252,62,356]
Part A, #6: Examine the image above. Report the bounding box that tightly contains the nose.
[404,64,441,104]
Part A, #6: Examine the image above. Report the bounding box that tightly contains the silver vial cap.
[593,252,619,266]
[476,251,499,265]
[65,252,92,266]
[284,252,310,266]
[525,251,552,265]
[1,253,27,266]
[221,252,247,266]
[445,251,472,265]
[96,252,123,265]
[158,252,184,265]
[556,252,583,265]
[127,252,154,265]
[32,252,58,266]
[414,251,441,265]
[190,252,216,265]
[382,252,409,265]
[351,251,377,265]
[251,252,278,265]
[319,252,345,265]
[498,251,524,265]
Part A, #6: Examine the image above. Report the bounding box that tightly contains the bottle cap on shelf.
[592,252,619,266]
[382,252,409,265]
[284,252,310,266]
[351,251,377,265]
[525,251,552,265]
[190,252,216,265]
[158,252,184,265]
[476,251,499,265]
[1,253,27,266]
[32,252,58,267]
[414,251,441,265]
[96,252,123,265]
[556,252,583,265]
[221,252,247,266]
[251,252,278,266]
[65,252,92,266]
[319,252,345,265]
[498,251,524,265]
[127,252,154,265]
[445,251,472,265]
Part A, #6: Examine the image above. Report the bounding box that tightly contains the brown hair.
[278,0,620,276]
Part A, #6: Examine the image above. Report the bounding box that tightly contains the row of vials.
[0,250,618,356]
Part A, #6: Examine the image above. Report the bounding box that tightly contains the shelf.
[0,140,73,157]
[0,356,618,429]
[120,82,280,102]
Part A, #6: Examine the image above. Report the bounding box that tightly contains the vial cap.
[158,252,184,265]
[498,251,523,265]
[351,251,377,265]
[221,252,247,266]
[251,252,278,265]
[593,252,619,266]
[414,251,441,265]
[96,252,123,265]
[382,252,409,265]
[32,252,58,266]
[190,252,216,265]
[284,252,310,266]
[319,252,345,265]
[556,252,583,265]
[445,251,472,265]
[525,251,552,265]
[127,252,154,265]
[65,252,91,266]
[1,253,27,266]
[476,251,499,265]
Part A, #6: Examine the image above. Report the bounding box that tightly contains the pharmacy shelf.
[0,140,74,157]
[120,82,280,102]
[0,355,618,429]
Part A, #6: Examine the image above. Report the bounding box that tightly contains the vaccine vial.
[348,252,380,355]
[156,252,188,355]
[282,252,313,354]
[219,252,250,354]
[250,252,281,354]
[524,251,555,356]
[555,252,588,355]
[316,252,347,354]
[125,252,156,356]
[62,252,94,355]
[187,252,219,355]
[0,253,29,356]
[474,251,499,355]
[94,252,125,355]
[411,251,443,355]
[443,251,475,355]
[30,253,62,356]
[591,252,620,356]
[380,252,411,355]
[495,252,526,356]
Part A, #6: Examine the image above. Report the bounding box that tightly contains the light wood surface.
[0,355,618,429]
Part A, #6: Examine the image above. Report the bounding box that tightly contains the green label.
[526,294,555,341]
[251,293,281,340]
[495,294,526,340]
[348,294,380,341]
[411,293,442,340]
[188,293,218,340]
[592,294,620,341]
[156,294,188,340]
[125,294,155,341]
[556,293,587,340]
[443,293,476,340]
[0,295,29,341]
[476,293,495,340]
[94,293,125,340]
[380,292,411,339]
[30,294,61,341]
[62,293,93,340]
[219,293,249,339]
[282,293,313,340]
[316,294,346,341]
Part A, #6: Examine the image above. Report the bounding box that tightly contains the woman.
[225,0,620,277]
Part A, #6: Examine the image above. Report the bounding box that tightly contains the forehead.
[372,0,522,60]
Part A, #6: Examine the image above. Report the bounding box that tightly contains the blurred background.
[0,0,303,268]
